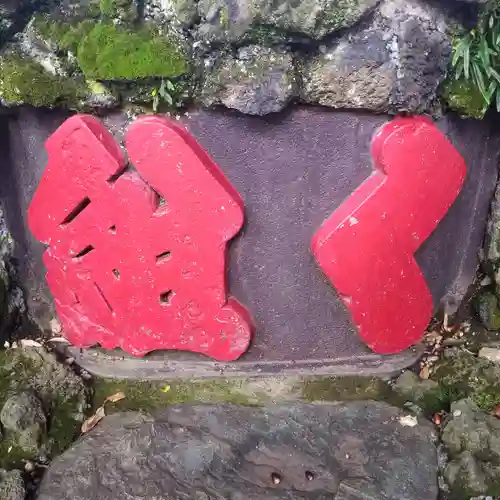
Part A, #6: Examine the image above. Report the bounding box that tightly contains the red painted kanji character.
[28,115,252,361]
[312,117,466,354]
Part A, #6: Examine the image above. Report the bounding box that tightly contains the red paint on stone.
[312,117,466,354]
[28,114,252,361]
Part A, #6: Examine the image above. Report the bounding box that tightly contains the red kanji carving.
[312,117,466,354]
[28,115,252,361]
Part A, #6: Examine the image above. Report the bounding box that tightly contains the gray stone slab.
[37,402,438,500]
[0,107,497,377]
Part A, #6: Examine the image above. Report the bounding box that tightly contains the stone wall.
[0,0,487,117]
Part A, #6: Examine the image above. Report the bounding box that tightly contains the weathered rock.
[38,402,438,500]
[144,0,198,27]
[301,0,451,114]
[0,0,34,43]
[5,348,87,421]
[196,0,379,44]
[0,469,25,500]
[202,45,297,115]
[393,370,441,412]
[432,351,500,412]
[0,347,88,466]
[0,391,46,454]
[479,347,500,363]
[442,399,500,496]
[0,204,23,343]
[475,291,500,331]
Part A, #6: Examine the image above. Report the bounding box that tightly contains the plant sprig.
[452,0,500,112]
[152,78,175,112]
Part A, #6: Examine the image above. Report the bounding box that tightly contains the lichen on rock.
[196,0,380,44]
[302,0,451,114]
[0,469,25,500]
[202,45,297,115]
[0,52,86,107]
[0,347,89,468]
[442,399,500,498]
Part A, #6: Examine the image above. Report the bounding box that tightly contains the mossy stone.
[441,77,488,119]
[76,23,189,80]
[0,53,85,107]
[91,374,410,416]
[432,351,500,412]
[0,348,88,468]
[476,291,500,331]
[99,0,138,22]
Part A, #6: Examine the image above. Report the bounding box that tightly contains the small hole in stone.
[305,471,315,481]
[109,225,116,233]
[159,290,174,305]
[112,269,120,279]
[270,472,282,485]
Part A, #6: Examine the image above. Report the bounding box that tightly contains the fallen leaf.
[20,339,43,348]
[494,407,500,419]
[399,415,418,427]
[105,391,125,404]
[81,406,106,434]
[161,385,171,393]
[46,336,70,344]
[419,366,430,379]
[432,413,441,425]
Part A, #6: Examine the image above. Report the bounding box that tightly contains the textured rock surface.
[0,205,24,344]
[0,0,480,114]
[432,351,500,412]
[442,399,500,496]
[0,347,88,467]
[202,45,297,115]
[38,402,438,500]
[302,0,451,113]
[196,0,379,43]
[476,291,500,331]
[0,469,25,500]
[0,391,46,454]
[393,370,441,412]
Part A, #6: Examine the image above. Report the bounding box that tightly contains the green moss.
[93,374,420,416]
[76,23,188,80]
[475,291,500,331]
[432,352,500,412]
[99,0,137,22]
[219,6,229,26]
[0,54,85,107]
[0,349,87,468]
[441,77,488,119]
[301,376,397,403]
[92,378,260,413]
[47,394,86,456]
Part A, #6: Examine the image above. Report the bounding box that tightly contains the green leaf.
[496,86,500,111]
[452,37,470,66]
[480,37,491,68]
[464,44,471,79]
[164,92,173,106]
[488,66,500,84]
[151,88,158,97]
[166,80,175,92]
[455,60,464,80]
[472,61,486,97]
[487,79,497,99]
